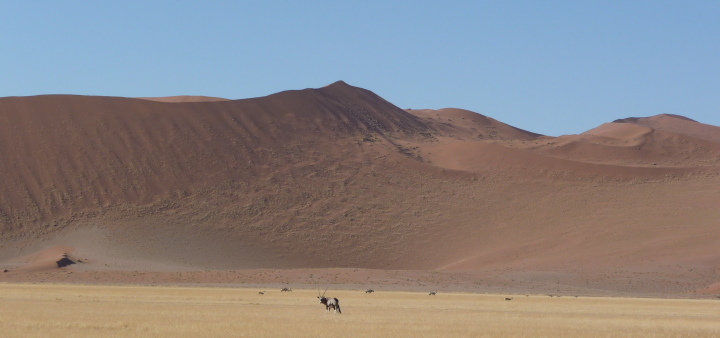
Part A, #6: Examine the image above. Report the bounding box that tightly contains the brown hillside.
[0,84,719,297]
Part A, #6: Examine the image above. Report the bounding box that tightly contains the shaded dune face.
[0,82,718,295]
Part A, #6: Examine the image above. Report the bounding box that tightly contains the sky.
[1,1,718,136]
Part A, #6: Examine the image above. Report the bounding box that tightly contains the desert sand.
[0,81,718,298]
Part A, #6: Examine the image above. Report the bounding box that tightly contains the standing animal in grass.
[429,291,437,296]
[281,287,292,292]
[365,289,374,293]
[318,288,341,314]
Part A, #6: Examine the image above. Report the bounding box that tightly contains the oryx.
[281,287,292,292]
[365,289,374,293]
[504,297,513,301]
[429,291,437,296]
[317,288,341,314]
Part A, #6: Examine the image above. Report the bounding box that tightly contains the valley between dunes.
[0,81,718,298]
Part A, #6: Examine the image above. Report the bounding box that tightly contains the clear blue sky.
[1,1,718,136]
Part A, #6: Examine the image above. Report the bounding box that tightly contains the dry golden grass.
[0,283,718,337]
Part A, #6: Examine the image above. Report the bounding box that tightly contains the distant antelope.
[365,289,374,293]
[429,291,437,296]
[505,297,513,301]
[281,287,292,292]
[258,291,265,295]
[318,288,341,314]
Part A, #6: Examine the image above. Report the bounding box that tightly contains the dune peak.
[323,80,350,88]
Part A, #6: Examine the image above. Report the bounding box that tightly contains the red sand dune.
[615,114,720,144]
[509,121,720,168]
[406,108,541,140]
[0,82,718,297]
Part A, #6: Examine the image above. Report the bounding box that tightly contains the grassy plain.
[0,283,718,337]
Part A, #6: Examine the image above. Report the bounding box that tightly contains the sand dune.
[0,82,718,297]
[615,114,720,144]
[0,81,427,231]
[500,119,720,168]
[406,108,541,140]
[582,122,655,139]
